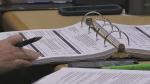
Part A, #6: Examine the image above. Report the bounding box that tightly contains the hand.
[0,35,39,75]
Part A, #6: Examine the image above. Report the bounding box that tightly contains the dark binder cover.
[72,0,125,8]
[68,59,139,68]
[58,4,123,16]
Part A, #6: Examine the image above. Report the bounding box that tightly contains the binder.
[80,11,150,60]
[0,11,150,65]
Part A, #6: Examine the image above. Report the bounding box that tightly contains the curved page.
[96,20,150,57]
[0,22,115,65]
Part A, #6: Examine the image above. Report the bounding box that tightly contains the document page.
[0,22,115,64]
[34,68,150,84]
[96,21,150,55]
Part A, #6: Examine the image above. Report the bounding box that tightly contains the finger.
[13,48,39,60]
[5,35,23,45]
[14,49,39,60]
[14,51,25,60]
[22,48,40,60]
[12,59,32,69]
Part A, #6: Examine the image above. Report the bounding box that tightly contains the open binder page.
[33,68,150,84]
[0,22,115,65]
[136,25,150,37]
[96,21,150,56]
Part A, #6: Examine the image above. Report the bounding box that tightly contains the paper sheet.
[0,22,115,64]
[33,68,150,84]
[96,21,150,55]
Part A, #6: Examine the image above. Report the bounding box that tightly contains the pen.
[15,36,42,47]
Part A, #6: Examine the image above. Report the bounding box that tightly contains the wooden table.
[2,10,150,71]
[2,10,150,31]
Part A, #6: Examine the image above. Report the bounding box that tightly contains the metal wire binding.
[104,31,130,47]
[94,20,121,41]
[81,11,103,27]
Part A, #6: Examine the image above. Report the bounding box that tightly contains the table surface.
[2,10,150,67]
[2,10,150,31]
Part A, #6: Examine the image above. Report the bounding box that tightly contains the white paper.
[96,21,150,55]
[33,68,150,84]
[0,22,115,65]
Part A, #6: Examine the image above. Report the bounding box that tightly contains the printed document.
[33,68,150,84]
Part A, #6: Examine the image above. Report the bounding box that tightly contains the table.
[2,10,150,31]
[2,10,150,71]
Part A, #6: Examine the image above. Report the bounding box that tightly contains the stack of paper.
[1,21,150,65]
[0,22,115,65]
